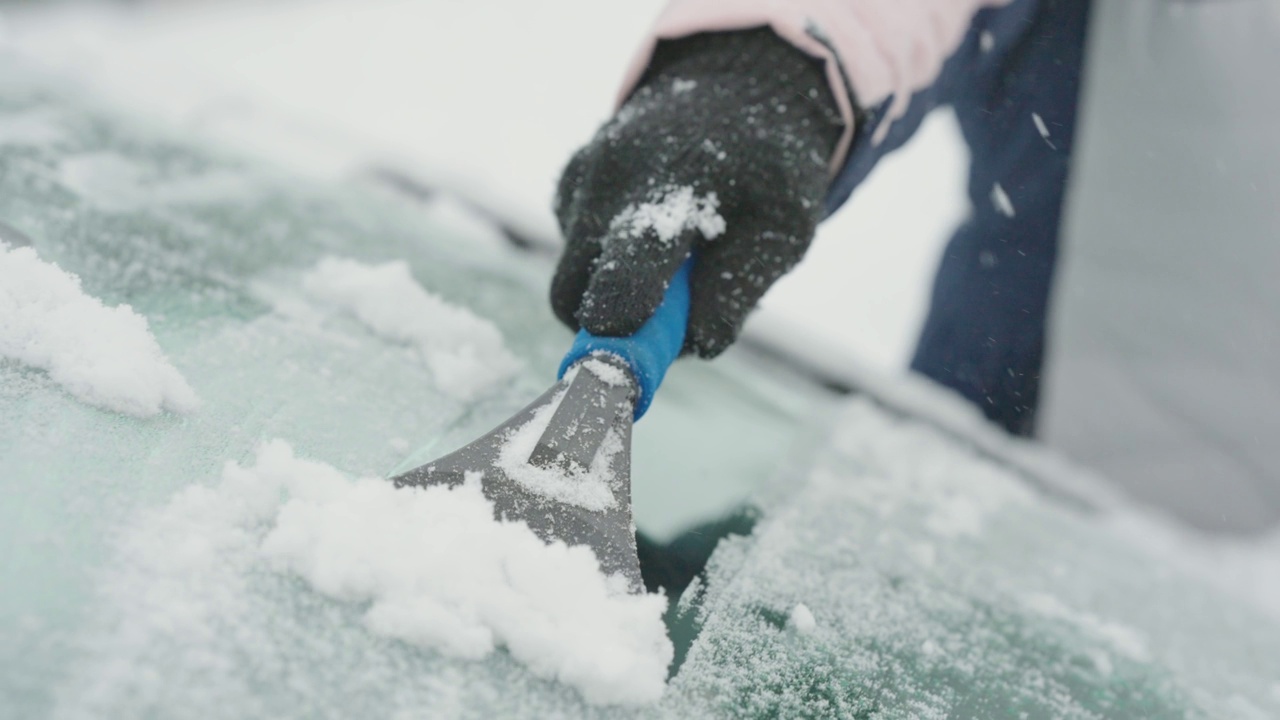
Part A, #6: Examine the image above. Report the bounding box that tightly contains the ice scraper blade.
[391,260,693,592]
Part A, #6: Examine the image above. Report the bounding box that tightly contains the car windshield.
[2,13,1279,720]
[0,57,833,717]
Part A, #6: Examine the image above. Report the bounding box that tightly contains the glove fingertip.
[551,294,582,332]
[684,295,738,359]
[549,242,600,332]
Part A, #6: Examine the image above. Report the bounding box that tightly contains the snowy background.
[0,0,968,372]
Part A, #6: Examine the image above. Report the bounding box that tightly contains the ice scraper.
[391,260,693,592]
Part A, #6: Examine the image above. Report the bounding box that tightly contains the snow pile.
[1106,513,1280,626]
[609,185,726,245]
[300,256,518,400]
[495,387,623,512]
[1021,592,1150,662]
[57,151,259,211]
[245,441,671,706]
[0,109,65,148]
[0,243,199,416]
[788,603,816,635]
[417,192,511,254]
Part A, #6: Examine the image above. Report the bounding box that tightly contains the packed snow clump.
[671,78,698,94]
[578,354,630,387]
[246,441,671,706]
[789,603,817,635]
[495,385,623,512]
[300,256,518,400]
[609,185,726,245]
[0,242,199,416]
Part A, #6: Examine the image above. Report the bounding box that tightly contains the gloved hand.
[552,28,845,357]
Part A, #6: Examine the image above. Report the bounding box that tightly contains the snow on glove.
[552,28,844,358]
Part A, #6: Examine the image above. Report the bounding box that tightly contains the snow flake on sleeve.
[991,182,1016,218]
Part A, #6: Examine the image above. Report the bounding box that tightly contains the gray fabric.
[1044,0,1280,534]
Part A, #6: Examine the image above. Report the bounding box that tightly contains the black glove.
[552,28,844,357]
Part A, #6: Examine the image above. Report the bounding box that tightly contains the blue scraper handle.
[558,258,692,420]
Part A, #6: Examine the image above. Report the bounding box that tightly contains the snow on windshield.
[299,256,520,401]
[495,387,623,512]
[0,242,199,416]
[4,32,1279,720]
[93,439,671,707]
[662,398,1280,719]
